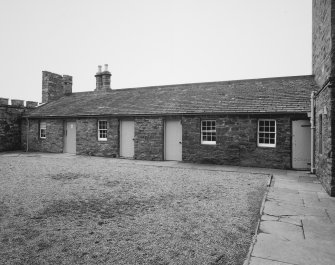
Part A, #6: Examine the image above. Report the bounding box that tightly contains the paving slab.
[298,190,320,203]
[268,187,299,195]
[252,233,335,265]
[302,219,335,241]
[249,256,296,265]
[261,214,279,221]
[259,221,304,241]
[326,209,335,223]
[275,180,325,192]
[267,191,304,206]
[317,191,332,199]
[281,214,332,225]
[263,200,329,217]
[278,216,302,226]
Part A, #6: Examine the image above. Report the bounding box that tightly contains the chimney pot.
[104,64,108,71]
[98,65,102,73]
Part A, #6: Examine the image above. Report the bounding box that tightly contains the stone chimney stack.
[95,65,103,91]
[62,75,73,95]
[95,64,111,92]
[42,71,73,103]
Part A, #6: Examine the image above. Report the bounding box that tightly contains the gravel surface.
[0,153,269,265]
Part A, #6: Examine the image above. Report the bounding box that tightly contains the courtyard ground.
[0,152,269,265]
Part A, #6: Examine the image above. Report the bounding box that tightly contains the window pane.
[98,121,107,139]
[201,120,216,143]
[99,121,107,129]
[258,120,276,146]
[40,129,46,138]
[40,122,46,129]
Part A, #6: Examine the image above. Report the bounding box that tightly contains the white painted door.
[64,121,76,154]
[120,120,134,158]
[165,120,182,161]
[292,120,311,170]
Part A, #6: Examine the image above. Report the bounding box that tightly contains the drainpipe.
[310,92,315,173]
[26,118,29,152]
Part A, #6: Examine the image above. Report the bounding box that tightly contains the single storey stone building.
[22,72,317,172]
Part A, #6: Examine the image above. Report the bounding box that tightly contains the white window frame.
[258,119,276,148]
[98,120,108,141]
[201,120,216,145]
[40,121,46,139]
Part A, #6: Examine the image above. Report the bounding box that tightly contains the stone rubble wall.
[181,115,303,169]
[24,115,308,170]
[315,84,335,196]
[312,0,335,88]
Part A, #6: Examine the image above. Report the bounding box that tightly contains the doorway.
[120,120,135,158]
[292,120,311,170]
[64,121,76,154]
[165,120,182,161]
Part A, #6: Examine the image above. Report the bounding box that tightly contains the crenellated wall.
[0,98,38,152]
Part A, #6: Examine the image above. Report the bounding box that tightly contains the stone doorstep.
[251,233,335,265]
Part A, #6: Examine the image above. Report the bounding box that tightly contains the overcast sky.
[0,0,312,103]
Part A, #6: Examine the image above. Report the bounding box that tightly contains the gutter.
[310,92,315,173]
[22,111,311,120]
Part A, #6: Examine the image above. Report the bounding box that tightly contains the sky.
[0,0,312,103]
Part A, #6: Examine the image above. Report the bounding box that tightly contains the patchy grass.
[0,155,269,265]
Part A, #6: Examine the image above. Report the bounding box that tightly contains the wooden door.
[165,120,182,161]
[64,121,76,154]
[120,120,134,158]
[292,120,311,170]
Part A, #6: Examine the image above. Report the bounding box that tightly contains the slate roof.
[25,75,318,118]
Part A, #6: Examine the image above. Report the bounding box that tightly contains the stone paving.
[248,170,335,265]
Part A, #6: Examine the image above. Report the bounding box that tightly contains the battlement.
[0,97,39,108]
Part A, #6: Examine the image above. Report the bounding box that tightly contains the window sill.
[257,144,276,148]
[98,139,107,142]
[201,142,216,145]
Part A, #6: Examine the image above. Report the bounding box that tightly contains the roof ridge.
[115,75,315,91]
